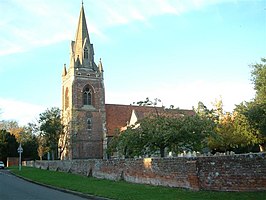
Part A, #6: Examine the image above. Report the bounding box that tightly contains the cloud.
[0,0,230,56]
[0,0,77,56]
[0,98,45,126]
[0,79,255,126]
[106,80,255,112]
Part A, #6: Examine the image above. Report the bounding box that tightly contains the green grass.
[10,166,266,200]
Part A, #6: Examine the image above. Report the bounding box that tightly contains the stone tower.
[60,4,107,160]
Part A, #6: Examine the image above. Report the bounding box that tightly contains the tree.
[233,103,258,149]
[208,110,257,152]
[176,115,214,153]
[243,58,266,151]
[242,101,266,151]
[196,100,258,153]
[0,120,39,160]
[108,114,214,158]
[0,130,18,163]
[38,107,63,160]
[138,116,176,157]
[0,120,24,140]
[251,58,266,103]
[20,125,39,160]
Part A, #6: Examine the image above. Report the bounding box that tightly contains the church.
[60,4,193,160]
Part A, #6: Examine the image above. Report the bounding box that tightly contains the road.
[0,169,90,200]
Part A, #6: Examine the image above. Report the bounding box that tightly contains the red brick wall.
[7,157,19,167]
[28,153,266,191]
[197,153,266,191]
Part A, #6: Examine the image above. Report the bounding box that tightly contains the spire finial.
[98,58,104,73]
[82,0,84,6]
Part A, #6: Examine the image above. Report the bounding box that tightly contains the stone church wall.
[25,153,266,191]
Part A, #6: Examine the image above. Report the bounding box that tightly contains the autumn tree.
[0,120,24,140]
[0,120,39,160]
[208,110,257,152]
[196,99,258,153]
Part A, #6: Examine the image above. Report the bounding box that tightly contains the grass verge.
[10,166,266,200]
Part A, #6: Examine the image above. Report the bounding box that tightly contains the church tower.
[61,4,107,159]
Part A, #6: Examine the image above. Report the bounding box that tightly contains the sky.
[0,0,265,125]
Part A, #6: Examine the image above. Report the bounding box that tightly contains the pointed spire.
[73,3,91,67]
[75,3,90,44]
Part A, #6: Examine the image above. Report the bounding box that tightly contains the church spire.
[71,3,96,69]
[75,3,90,47]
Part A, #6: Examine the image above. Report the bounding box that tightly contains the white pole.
[18,143,22,171]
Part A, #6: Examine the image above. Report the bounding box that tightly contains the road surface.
[0,169,91,200]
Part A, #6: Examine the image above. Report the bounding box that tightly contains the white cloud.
[0,80,255,125]
[0,0,230,56]
[0,0,77,56]
[106,80,255,112]
[0,98,45,126]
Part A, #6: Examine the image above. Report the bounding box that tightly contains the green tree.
[20,126,39,160]
[242,101,266,151]
[233,103,258,149]
[244,58,266,151]
[138,116,176,157]
[176,115,214,153]
[38,107,63,160]
[109,114,214,158]
[0,130,18,163]
[251,58,266,103]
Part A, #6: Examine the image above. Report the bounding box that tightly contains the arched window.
[83,86,92,105]
[87,118,92,130]
[65,87,69,109]
[84,47,88,59]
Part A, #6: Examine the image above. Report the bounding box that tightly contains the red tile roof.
[105,104,195,137]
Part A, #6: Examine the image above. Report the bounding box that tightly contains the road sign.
[17,145,23,153]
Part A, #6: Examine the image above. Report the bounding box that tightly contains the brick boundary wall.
[7,157,19,167]
[25,153,266,191]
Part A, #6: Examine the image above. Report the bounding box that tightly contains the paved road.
[0,169,90,200]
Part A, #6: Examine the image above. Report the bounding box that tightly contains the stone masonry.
[26,153,266,191]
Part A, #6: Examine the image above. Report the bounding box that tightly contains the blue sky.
[0,0,265,125]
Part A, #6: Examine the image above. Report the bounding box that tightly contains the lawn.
[10,167,266,200]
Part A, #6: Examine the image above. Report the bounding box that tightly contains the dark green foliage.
[21,134,39,160]
[0,130,18,163]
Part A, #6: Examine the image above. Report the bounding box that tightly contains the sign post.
[17,143,23,171]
